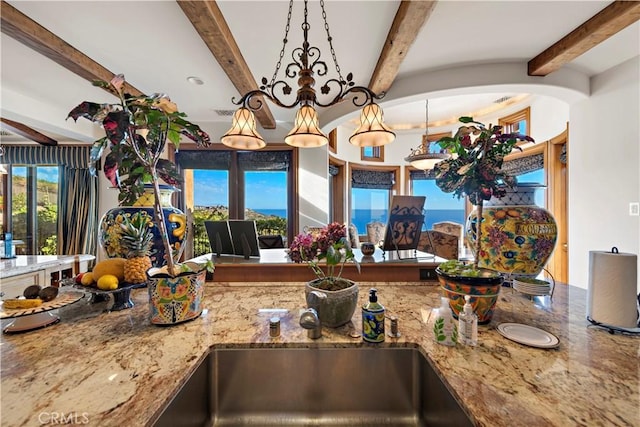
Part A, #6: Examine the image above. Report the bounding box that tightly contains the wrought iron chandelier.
[405,100,450,170]
[221,0,395,150]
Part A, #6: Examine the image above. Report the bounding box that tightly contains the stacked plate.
[513,277,552,296]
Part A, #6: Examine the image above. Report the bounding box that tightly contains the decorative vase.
[146,262,206,325]
[436,267,503,324]
[466,183,557,277]
[305,279,358,328]
[99,185,187,267]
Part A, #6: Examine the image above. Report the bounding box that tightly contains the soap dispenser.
[433,297,458,346]
[362,288,385,343]
[458,295,478,346]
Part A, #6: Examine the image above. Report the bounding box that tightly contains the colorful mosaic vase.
[436,268,503,324]
[99,185,187,267]
[466,184,557,278]
[147,263,206,325]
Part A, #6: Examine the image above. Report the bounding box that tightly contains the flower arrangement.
[288,222,360,291]
[434,117,533,270]
[68,74,213,276]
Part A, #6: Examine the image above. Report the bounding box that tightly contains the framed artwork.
[382,196,426,252]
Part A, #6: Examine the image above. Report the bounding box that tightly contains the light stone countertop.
[0,255,95,279]
[0,281,638,427]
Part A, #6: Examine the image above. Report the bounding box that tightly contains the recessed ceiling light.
[187,76,204,85]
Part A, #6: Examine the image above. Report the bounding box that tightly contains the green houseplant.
[432,117,533,322]
[288,222,360,327]
[68,74,214,324]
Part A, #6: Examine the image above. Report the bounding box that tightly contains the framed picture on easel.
[382,196,426,252]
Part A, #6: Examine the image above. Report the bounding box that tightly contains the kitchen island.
[0,280,638,426]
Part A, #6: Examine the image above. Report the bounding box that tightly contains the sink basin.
[154,347,472,427]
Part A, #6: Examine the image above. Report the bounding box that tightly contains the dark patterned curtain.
[351,170,395,189]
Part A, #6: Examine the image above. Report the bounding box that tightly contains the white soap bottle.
[458,295,478,346]
[433,297,458,346]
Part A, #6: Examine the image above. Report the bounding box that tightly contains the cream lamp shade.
[285,105,328,148]
[221,108,266,150]
[349,103,395,147]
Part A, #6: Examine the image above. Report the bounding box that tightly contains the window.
[499,107,530,143]
[408,169,465,230]
[349,166,398,235]
[361,145,384,162]
[7,165,59,254]
[177,148,295,256]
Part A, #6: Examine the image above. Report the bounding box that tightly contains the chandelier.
[405,100,450,170]
[221,0,395,150]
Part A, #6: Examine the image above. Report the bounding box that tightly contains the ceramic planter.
[147,262,206,325]
[436,267,503,324]
[99,185,187,267]
[466,183,557,278]
[305,279,358,328]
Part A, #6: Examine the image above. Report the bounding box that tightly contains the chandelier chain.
[269,0,294,88]
[425,99,429,138]
[320,0,345,84]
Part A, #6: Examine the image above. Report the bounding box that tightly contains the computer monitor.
[228,220,261,258]
[204,221,234,256]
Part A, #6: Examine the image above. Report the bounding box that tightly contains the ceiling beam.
[0,1,142,97]
[177,0,277,130]
[528,0,640,76]
[368,1,437,94]
[1,117,58,146]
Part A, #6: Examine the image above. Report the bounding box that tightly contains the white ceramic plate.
[497,323,560,348]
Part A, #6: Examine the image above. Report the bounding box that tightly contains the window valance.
[176,150,291,171]
[328,164,339,176]
[352,169,394,189]
[502,153,544,176]
[409,169,436,181]
[238,151,290,171]
[176,150,231,170]
[2,145,90,169]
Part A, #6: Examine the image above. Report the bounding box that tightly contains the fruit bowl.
[72,280,146,311]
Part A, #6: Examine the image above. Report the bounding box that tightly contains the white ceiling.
[1,0,638,144]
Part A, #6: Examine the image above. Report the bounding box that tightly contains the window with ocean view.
[351,188,389,235]
[411,179,465,230]
[178,149,293,256]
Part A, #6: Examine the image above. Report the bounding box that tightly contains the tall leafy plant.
[68,74,212,275]
[434,117,533,269]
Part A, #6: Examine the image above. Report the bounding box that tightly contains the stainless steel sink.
[154,347,473,427]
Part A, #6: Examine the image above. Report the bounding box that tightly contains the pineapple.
[120,212,154,284]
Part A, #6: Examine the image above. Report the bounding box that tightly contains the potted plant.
[68,74,214,325]
[432,117,533,322]
[288,222,360,327]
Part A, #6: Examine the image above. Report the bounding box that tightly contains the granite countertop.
[0,281,638,426]
[0,255,95,279]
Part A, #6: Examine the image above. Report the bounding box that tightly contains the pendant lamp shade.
[221,108,266,150]
[349,103,395,147]
[284,105,328,148]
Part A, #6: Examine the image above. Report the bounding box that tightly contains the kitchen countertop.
[0,255,95,279]
[0,281,638,427]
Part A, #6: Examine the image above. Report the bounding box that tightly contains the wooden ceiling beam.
[528,0,640,76]
[368,1,437,94]
[0,1,142,97]
[177,0,276,129]
[1,117,58,146]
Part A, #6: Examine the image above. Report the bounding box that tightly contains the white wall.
[298,146,330,230]
[569,56,640,290]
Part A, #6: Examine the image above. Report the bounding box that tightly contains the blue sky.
[193,170,287,210]
[12,166,58,183]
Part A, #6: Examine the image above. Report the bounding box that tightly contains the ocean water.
[252,208,466,233]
